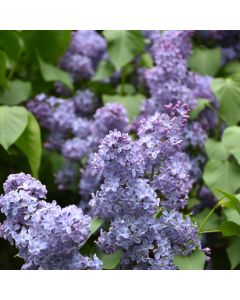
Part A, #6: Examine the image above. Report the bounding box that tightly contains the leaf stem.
[198,196,225,232]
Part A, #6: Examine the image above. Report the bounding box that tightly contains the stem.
[151,164,155,181]
[199,230,221,234]
[120,69,126,96]
[198,196,225,232]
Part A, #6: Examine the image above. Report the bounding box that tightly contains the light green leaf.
[93,60,115,81]
[222,126,240,164]
[188,47,221,76]
[211,75,240,125]
[224,208,240,225]
[139,53,154,68]
[219,190,240,214]
[173,250,205,270]
[0,50,7,87]
[0,80,31,105]
[205,139,228,161]
[101,250,122,270]
[203,159,240,198]
[103,94,145,120]
[227,237,240,269]
[220,221,240,236]
[38,55,73,91]
[190,98,210,119]
[103,30,144,70]
[15,112,42,178]
[0,106,28,150]
[89,218,104,236]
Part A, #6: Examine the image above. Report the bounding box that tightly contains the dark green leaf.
[103,94,145,120]
[0,80,31,105]
[222,61,240,77]
[188,47,221,76]
[103,30,144,70]
[190,98,210,119]
[0,106,28,150]
[15,112,42,178]
[38,55,73,91]
[101,250,122,270]
[0,31,22,61]
[220,221,240,236]
[192,208,220,232]
[205,139,228,161]
[173,250,205,270]
[93,60,115,81]
[22,30,71,64]
[227,237,240,269]
[0,50,7,87]
[203,159,240,198]
[211,75,240,125]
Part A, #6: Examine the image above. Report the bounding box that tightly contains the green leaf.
[211,75,240,125]
[139,53,154,68]
[0,50,7,87]
[188,47,221,76]
[0,31,22,61]
[222,126,240,164]
[101,250,122,270]
[205,139,228,161]
[203,159,240,198]
[190,98,210,119]
[220,221,240,236]
[227,237,240,269]
[38,55,73,91]
[15,112,42,178]
[173,250,205,270]
[103,30,144,70]
[93,60,115,81]
[22,30,71,64]
[219,190,240,214]
[89,218,104,236]
[222,61,240,77]
[192,208,220,232]
[102,94,145,120]
[0,80,31,105]
[224,208,240,225]
[187,197,200,210]
[0,106,28,150]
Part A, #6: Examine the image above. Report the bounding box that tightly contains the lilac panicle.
[0,173,102,270]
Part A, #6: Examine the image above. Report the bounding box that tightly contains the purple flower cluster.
[90,104,201,269]
[28,92,129,197]
[0,173,102,270]
[60,30,106,82]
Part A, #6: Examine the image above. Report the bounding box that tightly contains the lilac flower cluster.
[139,31,219,192]
[90,104,201,269]
[28,92,129,198]
[0,173,102,270]
[60,30,106,82]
